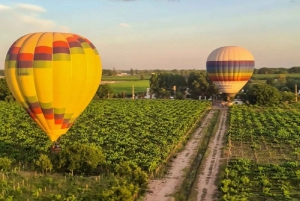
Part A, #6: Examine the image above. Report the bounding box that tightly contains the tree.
[0,78,13,101]
[55,144,105,175]
[187,72,217,99]
[281,91,295,103]
[149,73,186,98]
[35,154,53,174]
[0,157,12,171]
[140,71,145,80]
[95,84,114,98]
[130,68,134,75]
[266,78,275,86]
[248,84,281,105]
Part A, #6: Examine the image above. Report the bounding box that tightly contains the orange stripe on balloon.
[18,53,33,60]
[35,46,52,54]
[55,119,63,124]
[44,113,54,119]
[61,124,68,129]
[10,47,21,54]
[53,41,69,48]
[66,37,77,42]
[32,107,42,114]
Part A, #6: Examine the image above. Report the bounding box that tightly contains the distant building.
[116,73,129,76]
[144,88,156,99]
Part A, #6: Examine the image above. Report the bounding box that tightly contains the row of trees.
[240,83,295,106]
[0,78,13,101]
[254,66,300,74]
[149,72,218,99]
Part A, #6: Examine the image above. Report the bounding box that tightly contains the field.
[0,99,211,200]
[105,80,150,94]
[221,105,300,200]
[251,74,300,80]
[101,75,150,81]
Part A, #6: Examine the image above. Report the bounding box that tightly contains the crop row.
[0,99,211,172]
[221,105,300,200]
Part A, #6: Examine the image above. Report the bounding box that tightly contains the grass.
[173,109,221,201]
[107,80,150,94]
[101,75,150,81]
[251,74,300,80]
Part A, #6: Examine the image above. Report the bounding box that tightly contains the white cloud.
[15,3,46,12]
[0,3,70,68]
[0,4,11,10]
[120,23,131,28]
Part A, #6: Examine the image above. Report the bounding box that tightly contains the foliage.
[35,154,52,174]
[187,72,218,99]
[0,157,12,171]
[0,99,211,200]
[95,84,115,98]
[0,78,13,101]
[54,144,105,175]
[221,105,300,200]
[149,73,186,98]
[248,83,282,105]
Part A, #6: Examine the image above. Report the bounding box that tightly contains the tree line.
[253,66,300,74]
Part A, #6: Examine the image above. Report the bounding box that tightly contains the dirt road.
[143,110,216,201]
[195,105,227,201]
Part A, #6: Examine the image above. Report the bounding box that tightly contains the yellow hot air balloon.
[4,32,102,142]
[206,46,255,101]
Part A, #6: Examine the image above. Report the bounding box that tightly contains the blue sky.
[0,0,299,70]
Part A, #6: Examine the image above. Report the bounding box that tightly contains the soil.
[195,102,228,201]
[143,109,216,201]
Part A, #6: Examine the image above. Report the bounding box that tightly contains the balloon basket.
[50,145,61,154]
[50,147,61,154]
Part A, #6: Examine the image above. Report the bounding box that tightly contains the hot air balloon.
[5,32,102,143]
[206,46,254,102]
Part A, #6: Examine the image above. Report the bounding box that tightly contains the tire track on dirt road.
[143,110,216,201]
[195,108,227,201]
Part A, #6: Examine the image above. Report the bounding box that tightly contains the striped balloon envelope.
[206,46,254,100]
[5,32,102,142]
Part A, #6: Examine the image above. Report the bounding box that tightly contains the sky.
[0,0,299,70]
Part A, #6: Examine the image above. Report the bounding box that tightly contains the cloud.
[0,3,70,68]
[15,3,46,12]
[0,4,11,10]
[110,0,179,1]
[120,23,131,27]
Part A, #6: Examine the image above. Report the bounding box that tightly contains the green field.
[101,75,150,81]
[221,105,300,200]
[251,74,300,80]
[107,80,150,94]
[0,100,211,200]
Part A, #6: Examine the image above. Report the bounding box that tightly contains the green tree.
[266,78,275,86]
[35,154,53,174]
[55,144,105,175]
[0,157,12,171]
[130,68,134,75]
[140,71,145,80]
[248,84,281,105]
[187,72,217,99]
[0,78,13,101]
[149,73,186,98]
[281,91,295,103]
[95,84,114,98]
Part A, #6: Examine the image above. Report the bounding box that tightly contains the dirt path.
[143,110,216,201]
[195,104,228,201]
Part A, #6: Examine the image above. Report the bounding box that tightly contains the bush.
[35,154,53,174]
[53,144,106,175]
[0,157,12,171]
